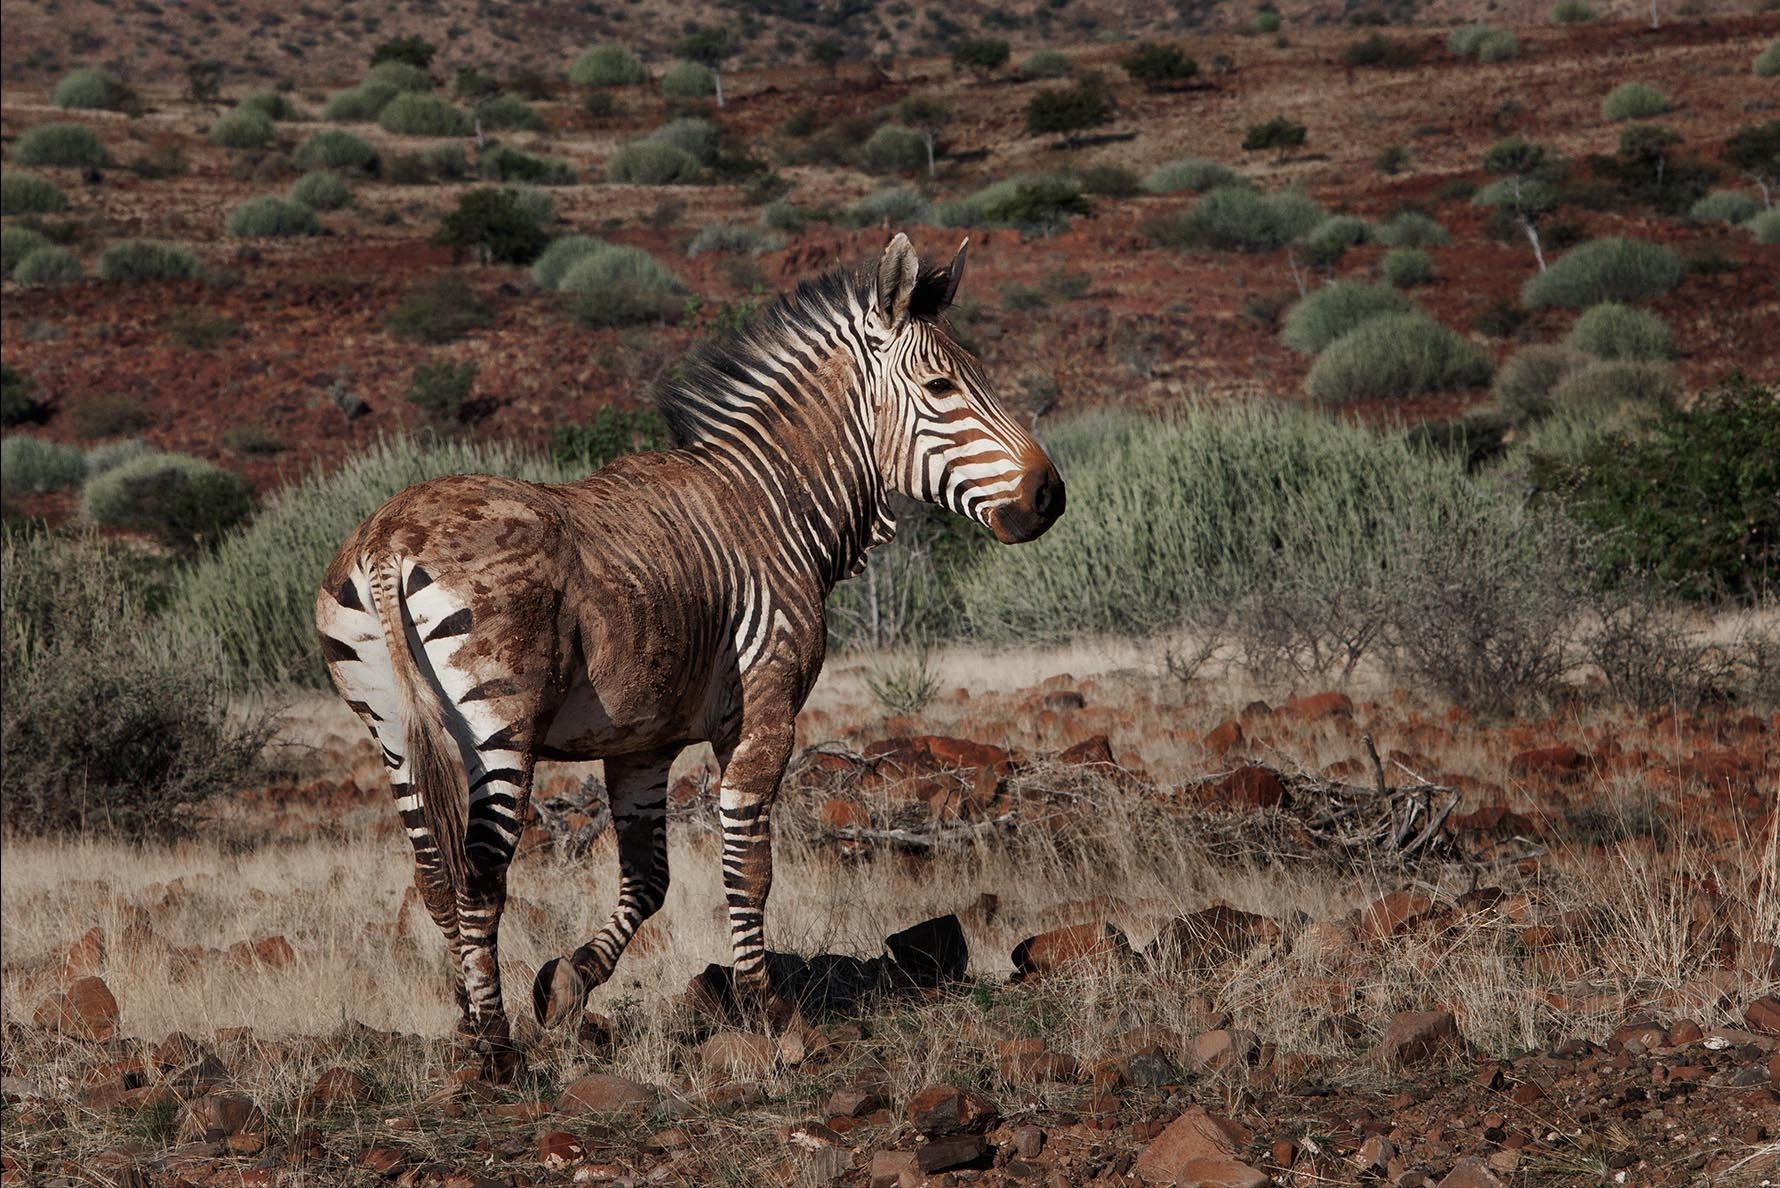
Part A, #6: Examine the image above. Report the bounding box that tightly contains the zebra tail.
[370,554,473,895]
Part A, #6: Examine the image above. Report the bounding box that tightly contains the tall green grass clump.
[1551,0,1596,22]
[1492,344,1590,425]
[1564,302,1671,360]
[648,117,721,165]
[1142,157,1238,194]
[1153,184,1323,251]
[82,451,255,552]
[848,187,933,228]
[289,169,352,210]
[323,79,401,122]
[0,437,86,496]
[238,91,300,121]
[531,234,603,289]
[1306,313,1491,403]
[1374,210,1450,248]
[559,244,686,327]
[607,140,700,184]
[1,172,70,215]
[367,61,432,93]
[1689,190,1759,225]
[1381,248,1435,288]
[14,245,82,288]
[379,93,469,136]
[51,67,129,111]
[1281,281,1413,353]
[687,224,784,256]
[1601,82,1670,122]
[1756,40,1780,78]
[98,239,202,282]
[208,108,275,149]
[661,60,716,99]
[166,438,578,688]
[294,129,380,174]
[475,94,545,131]
[13,122,110,168]
[571,44,648,87]
[938,175,1089,234]
[226,195,321,238]
[1448,24,1517,60]
[1522,237,1683,308]
[2,226,50,277]
[1300,213,1371,265]
[861,124,926,174]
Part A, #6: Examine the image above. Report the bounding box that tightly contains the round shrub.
[323,80,400,122]
[238,91,299,121]
[208,108,275,149]
[1281,280,1412,354]
[1142,157,1237,194]
[226,194,321,238]
[82,452,255,551]
[849,187,933,227]
[424,142,471,180]
[940,175,1090,234]
[1492,344,1589,425]
[294,129,379,174]
[1547,359,1677,418]
[686,224,784,256]
[1689,189,1759,225]
[476,94,544,131]
[531,234,603,289]
[84,438,153,477]
[14,245,83,288]
[1601,82,1670,122]
[1757,40,1780,78]
[1,172,69,216]
[660,60,716,99]
[1021,49,1073,79]
[0,436,86,496]
[1477,32,1520,62]
[1381,247,1435,288]
[1306,313,1492,403]
[2,225,51,277]
[1374,210,1450,248]
[14,122,109,168]
[1564,302,1671,361]
[1301,213,1371,263]
[1551,0,1595,21]
[607,140,700,185]
[860,123,926,174]
[559,245,686,327]
[571,44,647,87]
[379,92,469,136]
[1446,24,1497,54]
[1522,237,1684,309]
[503,184,557,227]
[479,145,577,185]
[98,239,202,282]
[1745,209,1780,244]
[433,187,549,264]
[366,61,432,93]
[51,67,128,111]
[289,169,351,210]
[648,117,720,165]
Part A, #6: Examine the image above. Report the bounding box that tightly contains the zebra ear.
[876,232,921,333]
[938,238,968,310]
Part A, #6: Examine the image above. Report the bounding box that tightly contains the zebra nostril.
[1032,474,1065,521]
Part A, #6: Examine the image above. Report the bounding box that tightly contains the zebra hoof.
[532,957,589,1029]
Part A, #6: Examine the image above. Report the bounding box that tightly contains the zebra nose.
[990,462,1065,544]
[1032,470,1065,522]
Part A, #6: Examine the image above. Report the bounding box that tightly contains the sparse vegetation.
[848,187,933,228]
[1492,344,1590,425]
[939,175,1090,234]
[386,274,498,342]
[2,226,50,278]
[14,245,83,288]
[97,239,202,282]
[1120,42,1198,89]
[0,437,87,497]
[433,188,548,265]
[1551,0,1596,22]
[1024,83,1114,144]
[951,37,1011,80]
[1343,34,1419,68]
[607,140,701,185]
[294,129,380,174]
[1305,313,1492,403]
[1747,208,1780,243]
[559,244,686,327]
[1521,236,1684,309]
[530,234,603,289]
[13,123,110,168]
[322,80,400,122]
[570,44,647,87]
[1381,247,1435,287]
[289,170,351,211]
[225,195,321,238]
[861,124,927,175]
[1151,184,1323,252]
[404,358,479,423]
[1020,49,1073,80]
[1756,39,1780,78]
[1299,214,1371,268]
[1,172,69,216]
[1601,82,1671,122]
[1564,302,1672,360]
[478,145,576,185]
[659,60,716,100]
[238,91,299,122]
[208,108,276,150]
[1142,157,1238,194]
[1689,189,1759,224]
[1374,210,1450,248]
[687,224,783,256]
[1241,116,1306,157]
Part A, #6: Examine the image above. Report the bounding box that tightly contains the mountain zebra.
[314,234,1064,1077]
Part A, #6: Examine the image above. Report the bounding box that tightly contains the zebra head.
[867,233,1066,545]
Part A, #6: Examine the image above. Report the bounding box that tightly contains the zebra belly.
[537,666,700,759]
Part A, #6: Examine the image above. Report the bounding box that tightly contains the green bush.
[940,175,1090,234]
[560,244,686,327]
[849,187,933,227]
[2,225,50,277]
[861,124,926,174]
[322,80,400,122]
[1476,31,1520,62]
[1142,157,1238,194]
[1756,40,1780,78]
[379,92,469,136]
[82,452,255,551]
[1253,9,1281,32]
[571,44,647,87]
[371,34,437,71]
[503,184,557,227]
[1547,359,1677,418]
[1492,344,1589,425]
[98,239,202,282]
[1601,82,1670,122]
[1306,313,1492,403]
[687,223,783,256]
[1374,144,1412,175]
[226,194,321,238]
[1021,49,1073,79]
[648,117,720,165]
[1,365,39,427]
[1447,24,1498,54]
[1343,34,1419,68]
[661,60,716,99]
[1154,184,1324,252]
[475,93,544,131]
[951,37,1011,78]
[208,108,275,149]
[1120,41,1198,89]
[1300,213,1371,266]
[1281,281,1412,354]
[1564,302,1671,360]
[607,140,700,185]
[294,129,380,174]
[1522,237,1684,309]
[1374,210,1450,248]
[386,273,497,342]
[531,234,603,289]
[14,245,83,288]
[478,144,576,184]
[1745,209,1780,244]
[13,122,110,168]
[405,358,478,422]
[366,60,432,93]
[1381,247,1435,287]
[1689,189,1759,225]
[0,437,86,496]
[425,141,471,180]
[51,67,129,111]
[84,438,153,477]
[1,172,69,215]
[289,169,352,210]
[65,393,150,440]
[550,406,671,471]
[433,187,549,264]
[1024,83,1113,141]
[238,91,300,121]
[1551,0,1595,21]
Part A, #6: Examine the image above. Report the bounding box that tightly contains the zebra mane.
[654,257,954,448]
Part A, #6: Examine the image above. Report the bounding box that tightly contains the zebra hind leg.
[533,748,677,1029]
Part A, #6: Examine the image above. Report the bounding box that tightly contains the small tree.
[952,37,1010,81]
[677,26,735,106]
[1723,121,1779,208]
[371,35,436,71]
[1241,116,1306,161]
[1617,123,1681,189]
[809,38,845,86]
[896,95,951,178]
[1475,137,1563,272]
[1025,83,1112,146]
[434,188,548,264]
[1120,42,1198,90]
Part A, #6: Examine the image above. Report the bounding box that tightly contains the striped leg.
[717,724,796,1025]
[533,748,677,1028]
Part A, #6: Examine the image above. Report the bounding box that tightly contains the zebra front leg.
[716,724,796,1028]
[533,748,677,1028]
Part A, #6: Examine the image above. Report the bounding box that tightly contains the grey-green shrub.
[475,94,544,131]
[849,187,933,227]
[379,92,469,136]
[238,91,300,121]
[226,195,320,238]
[367,61,432,93]
[571,44,647,87]
[1551,0,1595,21]
[84,438,153,477]
[2,226,50,277]
[531,234,603,289]
[687,224,784,256]
[98,239,202,282]
[860,124,926,174]
[1446,24,1499,55]
[1280,280,1412,354]
[607,140,700,184]
[14,245,82,288]
[1757,40,1780,78]
[1382,248,1435,288]
[323,80,400,122]
[938,174,1089,233]
[1745,209,1780,244]
[1306,313,1491,403]
[1,172,69,215]
[295,129,380,174]
[1602,82,1670,122]
[51,67,127,111]
[1448,24,1519,61]
[208,108,276,149]
[289,169,351,210]
[1564,302,1671,360]
[1021,49,1074,79]
[1690,189,1759,225]
[479,145,577,185]
[502,184,557,227]
[1164,184,1325,251]
[559,244,686,327]
[1142,157,1238,194]
[13,122,109,168]
[1480,31,1519,61]
[1522,237,1684,308]
[648,117,720,164]
[761,200,808,232]
[1547,359,1677,420]
[1374,210,1450,248]
[0,437,86,496]
[1492,344,1590,425]
[1301,213,1371,263]
[82,452,255,551]
[661,60,716,99]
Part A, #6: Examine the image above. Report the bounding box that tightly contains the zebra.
[313,234,1064,1078]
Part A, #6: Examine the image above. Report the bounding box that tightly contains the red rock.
[556,1073,654,1116]
[33,975,119,1040]
[996,1039,1080,1083]
[868,1149,916,1187]
[1358,890,1435,942]
[1134,1106,1248,1183]
[1437,1156,1506,1188]
[1011,921,1129,978]
[1174,1156,1271,1187]
[303,1066,371,1110]
[818,799,870,830]
[1203,719,1244,756]
[1057,735,1116,766]
[699,1030,778,1076]
[907,1084,999,1136]
[178,1092,264,1139]
[916,1133,989,1173]
[1381,1011,1463,1067]
[538,1131,584,1168]
[1185,1029,1256,1073]
[1744,994,1780,1034]
[1280,691,1354,720]
[826,1089,884,1118]
[1668,1019,1703,1045]
[360,1146,412,1174]
[1271,1139,1298,1167]
[1509,746,1588,779]
[926,736,1013,772]
[1355,1135,1393,1171]
[1012,1125,1044,1158]
[229,935,295,970]
[1148,905,1282,969]
[1194,765,1289,809]
[64,927,106,979]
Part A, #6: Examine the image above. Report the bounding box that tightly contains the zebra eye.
[923,377,957,395]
